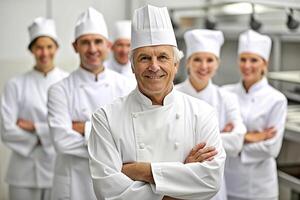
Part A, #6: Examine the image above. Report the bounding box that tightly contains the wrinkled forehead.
[133,45,174,57]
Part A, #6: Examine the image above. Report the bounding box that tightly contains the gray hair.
[130,46,184,67]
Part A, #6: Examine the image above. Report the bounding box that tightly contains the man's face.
[73,34,110,71]
[30,36,58,69]
[132,45,178,98]
[112,38,131,65]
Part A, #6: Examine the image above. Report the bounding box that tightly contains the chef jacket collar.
[33,66,57,77]
[184,79,213,99]
[136,86,176,106]
[240,77,268,94]
[111,57,131,74]
[78,66,107,82]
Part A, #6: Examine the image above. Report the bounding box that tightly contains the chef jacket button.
[80,84,85,88]
[105,83,109,87]
[174,142,180,149]
[82,108,88,112]
[251,98,255,103]
[139,143,145,149]
[132,113,138,118]
[176,113,180,119]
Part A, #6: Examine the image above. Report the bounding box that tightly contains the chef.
[1,17,68,200]
[176,29,247,200]
[47,7,134,200]
[223,30,287,200]
[104,20,134,79]
[88,5,226,200]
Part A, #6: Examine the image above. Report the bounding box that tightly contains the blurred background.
[1,0,300,199]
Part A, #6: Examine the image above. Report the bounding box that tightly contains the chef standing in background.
[176,29,247,200]
[223,30,287,200]
[0,17,68,200]
[104,20,135,79]
[47,7,134,200]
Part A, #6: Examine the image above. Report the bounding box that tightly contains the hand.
[184,143,217,164]
[122,162,154,183]
[72,121,85,136]
[222,122,234,133]
[17,119,35,133]
[244,127,276,143]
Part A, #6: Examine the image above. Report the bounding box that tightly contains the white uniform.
[0,68,68,200]
[104,58,135,79]
[88,88,226,200]
[176,80,246,200]
[47,67,134,200]
[223,78,287,200]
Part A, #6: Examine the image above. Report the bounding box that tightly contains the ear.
[72,41,78,53]
[174,62,179,74]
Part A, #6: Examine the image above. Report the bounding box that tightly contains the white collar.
[183,79,214,100]
[77,66,107,82]
[110,57,132,74]
[135,86,176,107]
[240,77,268,94]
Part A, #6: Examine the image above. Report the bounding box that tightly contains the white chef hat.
[28,17,58,46]
[131,5,177,50]
[112,20,131,42]
[184,29,224,59]
[238,30,272,61]
[74,7,108,41]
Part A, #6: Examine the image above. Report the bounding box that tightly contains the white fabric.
[28,17,58,44]
[131,5,177,50]
[0,68,68,188]
[9,186,51,200]
[112,20,131,42]
[74,7,108,40]
[48,67,134,200]
[88,88,226,200]
[176,80,246,200]
[184,29,224,59]
[238,30,272,61]
[223,77,287,199]
[104,58,135,80]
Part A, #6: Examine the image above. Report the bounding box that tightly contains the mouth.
[144,74,165,79]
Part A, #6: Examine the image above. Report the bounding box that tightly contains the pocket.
[51,175,70,200]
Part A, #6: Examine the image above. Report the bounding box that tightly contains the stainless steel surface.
[268,71,300,84]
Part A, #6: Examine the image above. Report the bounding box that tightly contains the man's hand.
[17,119,35,133]
[244,127,276,143]
[72,121,85,136]
[184,143,217,164]
[222,122,234,133]
[122,162,154,183]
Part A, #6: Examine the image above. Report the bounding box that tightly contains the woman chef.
[223,30,287,200]
[176,29,246,200]
[0,17,68,200]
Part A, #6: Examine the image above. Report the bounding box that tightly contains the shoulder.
[265,84,287,104]
[174,81,186,92]
[221,82,240,93]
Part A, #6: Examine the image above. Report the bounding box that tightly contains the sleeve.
[150,109,226,200]
[240,98,287,164]
[88,109,164,200]
[47,83,88,158]
[0,80,38,157]
[220,93,246,157]
[34,122,52,147]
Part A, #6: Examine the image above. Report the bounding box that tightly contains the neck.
[140,85,173,106]
[189,77,209,92]
[34,65,54,75]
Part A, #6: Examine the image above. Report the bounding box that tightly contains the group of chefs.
[0,4,287,200]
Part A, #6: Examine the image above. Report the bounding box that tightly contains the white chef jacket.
[104,58,135,79]
[88,87,226,200]
[223,77,287,199]
[47,67,134,200]
[176,79,246,200]
[0,68,68,188]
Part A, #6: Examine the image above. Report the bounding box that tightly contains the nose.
[88,42,97,53]
[148,57,160,72]
[199,60,208,70]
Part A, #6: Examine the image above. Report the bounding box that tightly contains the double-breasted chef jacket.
[223,77,287,199]
[88,87,226,200]
[1,68,68,188]
[47,67,134,200]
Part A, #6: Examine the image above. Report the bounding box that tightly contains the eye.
[139,56,151,62]
[158,55,169,61]
[192,57,201,62]
[95,39,104,45]
[240,57,246,62]
[250,58,258,63]
[207,58,214,63]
